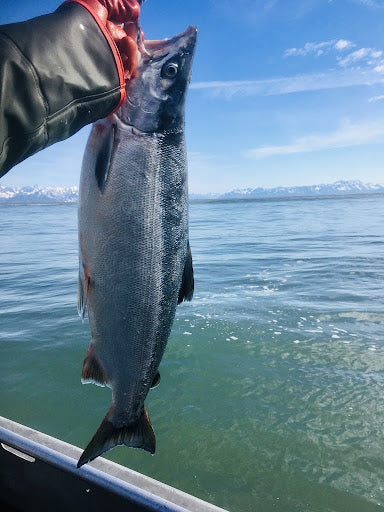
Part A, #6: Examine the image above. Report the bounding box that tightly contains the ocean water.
[1,195,384,512]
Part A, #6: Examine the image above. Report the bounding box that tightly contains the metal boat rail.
[0,416,228,512]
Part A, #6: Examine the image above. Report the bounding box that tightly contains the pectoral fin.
[178,242,194,304]
[77,265,90,319]
[95,124,115,194]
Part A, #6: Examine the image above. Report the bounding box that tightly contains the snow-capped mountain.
[194,180,384,200]
[0,185,78,203]
[0,181,383,203]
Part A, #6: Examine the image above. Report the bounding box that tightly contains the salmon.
[77,26,197,468]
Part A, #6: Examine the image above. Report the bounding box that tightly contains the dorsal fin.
[178,242,194,304]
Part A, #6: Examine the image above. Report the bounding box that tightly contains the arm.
[0,0,142,178]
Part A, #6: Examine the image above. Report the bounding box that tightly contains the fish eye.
[162,62,179,79]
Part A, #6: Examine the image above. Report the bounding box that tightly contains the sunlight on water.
[0,196,384,512]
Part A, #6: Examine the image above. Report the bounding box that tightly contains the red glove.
[65,0,144,80]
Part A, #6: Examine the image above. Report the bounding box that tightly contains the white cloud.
[335,39,354,50]
[190,68,384,99]
[368,95,384,102]
[244,121,384,159]
[285,41,334,57]
[192,37,384,100]
[284,39,354,58]
[285,39,384,76]
[337,47,383,67]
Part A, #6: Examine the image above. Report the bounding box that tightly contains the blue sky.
[1,0,384,193]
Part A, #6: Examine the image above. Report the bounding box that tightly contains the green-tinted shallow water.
[1,196,384,512]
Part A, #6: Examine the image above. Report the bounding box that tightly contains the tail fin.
[77,407,155,468]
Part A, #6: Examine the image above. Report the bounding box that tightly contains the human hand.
[67,0,145,79]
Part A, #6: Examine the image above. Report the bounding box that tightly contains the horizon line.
[1,180,384,197]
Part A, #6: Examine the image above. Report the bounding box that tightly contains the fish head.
[118,25,198,133]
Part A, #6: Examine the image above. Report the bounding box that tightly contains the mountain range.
[0,185,78,204]
[208,180,384,200]
[0,181,383,203]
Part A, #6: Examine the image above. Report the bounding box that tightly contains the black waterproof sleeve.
[0,2,125,178]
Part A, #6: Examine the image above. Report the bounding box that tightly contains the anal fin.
[178,242,194,304]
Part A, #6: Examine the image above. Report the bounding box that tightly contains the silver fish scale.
[79,125,189,426]
[76,24,197,467]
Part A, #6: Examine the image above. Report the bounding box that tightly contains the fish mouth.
[142,25,198,58]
